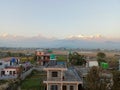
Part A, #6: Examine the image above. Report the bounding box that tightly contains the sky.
[0,0,120,39]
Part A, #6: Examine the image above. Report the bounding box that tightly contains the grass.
[56,55,67,61]
[21,70,46,90]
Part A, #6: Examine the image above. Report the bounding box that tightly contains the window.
[9,71,12,75]
[63,85,67,90]
[70,86,74,90]
[51,85,58,90]
[13,71,16,74]
[52,72,58,77]
[0,62,2,65]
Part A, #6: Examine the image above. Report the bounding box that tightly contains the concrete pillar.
[47,83,49,90]
[76,83,78,90]
[47,70,49,80]
[67,85,70,90]
[61,70,63,81]
[60,70,63,90]
[61,83,63,90]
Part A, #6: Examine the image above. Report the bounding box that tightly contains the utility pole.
[119,59,120,71]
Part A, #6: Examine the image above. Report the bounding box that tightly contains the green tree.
[97,52,106,65]
[69,52,86,65]
[7,51,11,57]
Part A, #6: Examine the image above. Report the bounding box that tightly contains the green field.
[56,55,67,61]
[21,70,46,90]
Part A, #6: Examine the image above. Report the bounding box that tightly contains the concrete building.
[1,66,19,77]
[0,57,20,79]
[85,57,99,68]
[0,57,20,67]
[43,61,82,90]
[0,60,7,69]
[35,49,50,65]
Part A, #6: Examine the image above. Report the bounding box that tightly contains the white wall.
[86,61,98,67]
[3,68,17,76]
[0,60,11,69]
[0,61,5,69]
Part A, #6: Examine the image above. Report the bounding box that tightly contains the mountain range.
[0,34,120,49]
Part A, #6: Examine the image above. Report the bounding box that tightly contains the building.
[0,57,20,67]
[0,57,20,79]
[1,66,19,77]
[86,60,99,68]
[43,61,83,90]
[35,49,50,65]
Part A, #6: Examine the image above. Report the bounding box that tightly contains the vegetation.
[6,51,26,57]
[112,71,120,90]
[56,55,67,61]
[69,52,86,65]
[20,57,35,64]
[86,66,101,90]
[86,66,109,90]
[97,52,106,65]
[108,57,119,70]
[21,70,46,90]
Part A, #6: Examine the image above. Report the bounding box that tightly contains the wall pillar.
[47,83,49,90]
[61,83,63,90]
[76,83,78,90]
[47,70,49,80]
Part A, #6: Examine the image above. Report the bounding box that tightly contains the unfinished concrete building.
[43,61,82,90]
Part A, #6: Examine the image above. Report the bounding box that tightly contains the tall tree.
[86,66,108,90]
[97,52,106,65]
[69,52,86,65]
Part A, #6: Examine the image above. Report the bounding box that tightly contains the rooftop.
[64,67,82,82]
[44,61,82,83]
[0,57,20,62]
[75,66,89,77]
[45,61,67,68]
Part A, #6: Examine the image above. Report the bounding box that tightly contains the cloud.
[0,33,56,41]
[0,33,119,42]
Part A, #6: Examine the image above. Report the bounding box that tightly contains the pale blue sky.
[0,0,120,38]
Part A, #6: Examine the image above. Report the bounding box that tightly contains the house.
[0,66,20,80]
[35,49,53,65]
[1,66,19,77]
[0,57,20,79]
[43,60,83,90]
[0,60,7,69]
[86,60,99,68]
[0,57,20,67]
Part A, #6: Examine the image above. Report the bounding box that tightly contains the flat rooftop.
[45,61,67,68]
[44,61,82,83]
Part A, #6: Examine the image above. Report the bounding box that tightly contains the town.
[0,0,120,90]
[0,47,120,90]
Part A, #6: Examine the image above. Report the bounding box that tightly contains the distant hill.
[0,37,120,49]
